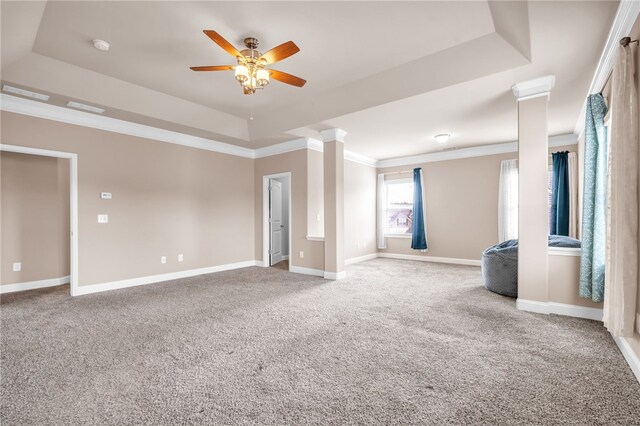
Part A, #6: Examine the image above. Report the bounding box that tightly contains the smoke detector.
[93,39,110,52]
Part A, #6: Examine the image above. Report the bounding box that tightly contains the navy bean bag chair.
[481,235,581,298]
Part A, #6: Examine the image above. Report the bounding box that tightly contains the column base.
[324,271,347,280]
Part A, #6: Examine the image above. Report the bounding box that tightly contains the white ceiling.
[0,1,619,160]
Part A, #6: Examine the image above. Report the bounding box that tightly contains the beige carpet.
[1,259,639,425]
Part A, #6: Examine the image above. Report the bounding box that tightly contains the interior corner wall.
[377,145,578,261]
[0,111,255,288]
[344,160,377,260]
[1,152,70,285]
[254,149,324,271]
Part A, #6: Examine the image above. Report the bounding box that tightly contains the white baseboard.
[378,253,481,266]
[282,255,289,261]
[345,253,378,265]
[517,298,604,321]
[612,335,640,384]
[74,260,259,296]
[324,271,347,280]
[1,275,70,294]
[548,302,603,321]
[289,265,325,277]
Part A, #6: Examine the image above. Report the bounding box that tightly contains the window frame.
[383,178,414,238]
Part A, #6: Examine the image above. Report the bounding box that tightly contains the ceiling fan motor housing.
[243,37,259,49]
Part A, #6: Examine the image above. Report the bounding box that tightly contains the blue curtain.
[579,94,608,302]
[411,168,428,250]
[550,151,569,236]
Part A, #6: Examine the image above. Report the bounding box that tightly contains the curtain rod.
[620,37,639,47]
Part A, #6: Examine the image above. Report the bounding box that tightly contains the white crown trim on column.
[511,75,555,101]
[319,128,348,143]
[574,0,640,134]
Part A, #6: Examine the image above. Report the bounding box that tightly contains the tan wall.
[548,254,602,309]
[307,149,324,238]
[0,111,255,287]
[1,152,70,285]
[254,149,324,271]
[378,145,577,261]
[344,160,377,260]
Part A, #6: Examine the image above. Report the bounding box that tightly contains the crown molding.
[0,94,255,159]
[319,128,348,143]
[574,0,640,134]
[511,75,555,101]
[253,137,310,158]
[377,133,577,169]
[344,150,378,167]
[0,93,575,169]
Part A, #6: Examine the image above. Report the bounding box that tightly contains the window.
[385,179,413,235]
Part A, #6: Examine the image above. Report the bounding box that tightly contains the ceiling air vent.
[2,85,50,101]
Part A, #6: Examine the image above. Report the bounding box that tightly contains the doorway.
[262,172,291,270]
[0,145,78,296]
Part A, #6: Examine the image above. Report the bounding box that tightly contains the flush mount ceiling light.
[190,30,306,95]
[93,39,110,52]
[67,101,105,114]
[434,133,451,144]
[2,84,50,101]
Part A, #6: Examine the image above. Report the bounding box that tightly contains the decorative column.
[511,76,555,310]
[320,128,347,280]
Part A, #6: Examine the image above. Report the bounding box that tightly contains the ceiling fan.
[191,30,306,95]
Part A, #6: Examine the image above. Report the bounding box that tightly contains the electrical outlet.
[100,192,112,199]
[316,213,321,221]
[178,254,184,262]
[299,251,304,258]
[97,214,109,224]
[161,256,167,264]
[12,262,21,272]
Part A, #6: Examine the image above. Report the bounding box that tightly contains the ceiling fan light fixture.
[256,69,270,86]
[434,133,451,144]
[235,65,249,83]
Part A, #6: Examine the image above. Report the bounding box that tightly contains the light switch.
[98,214,109,223]
[178,254,184,262]
[12,262,21,272]
[299,251,304,258]
[316,214,321,221]
[161,256,167,264]
[100,192,112,199]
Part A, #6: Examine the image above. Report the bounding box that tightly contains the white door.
[269,179,283,265]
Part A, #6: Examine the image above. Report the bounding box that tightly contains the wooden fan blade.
[260,41,300,64]
[190,65,234,71]
[203,30,242,58]
[268,69,306,87]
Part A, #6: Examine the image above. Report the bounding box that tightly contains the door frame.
[0,144,79,296]
[262,172,291,270]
